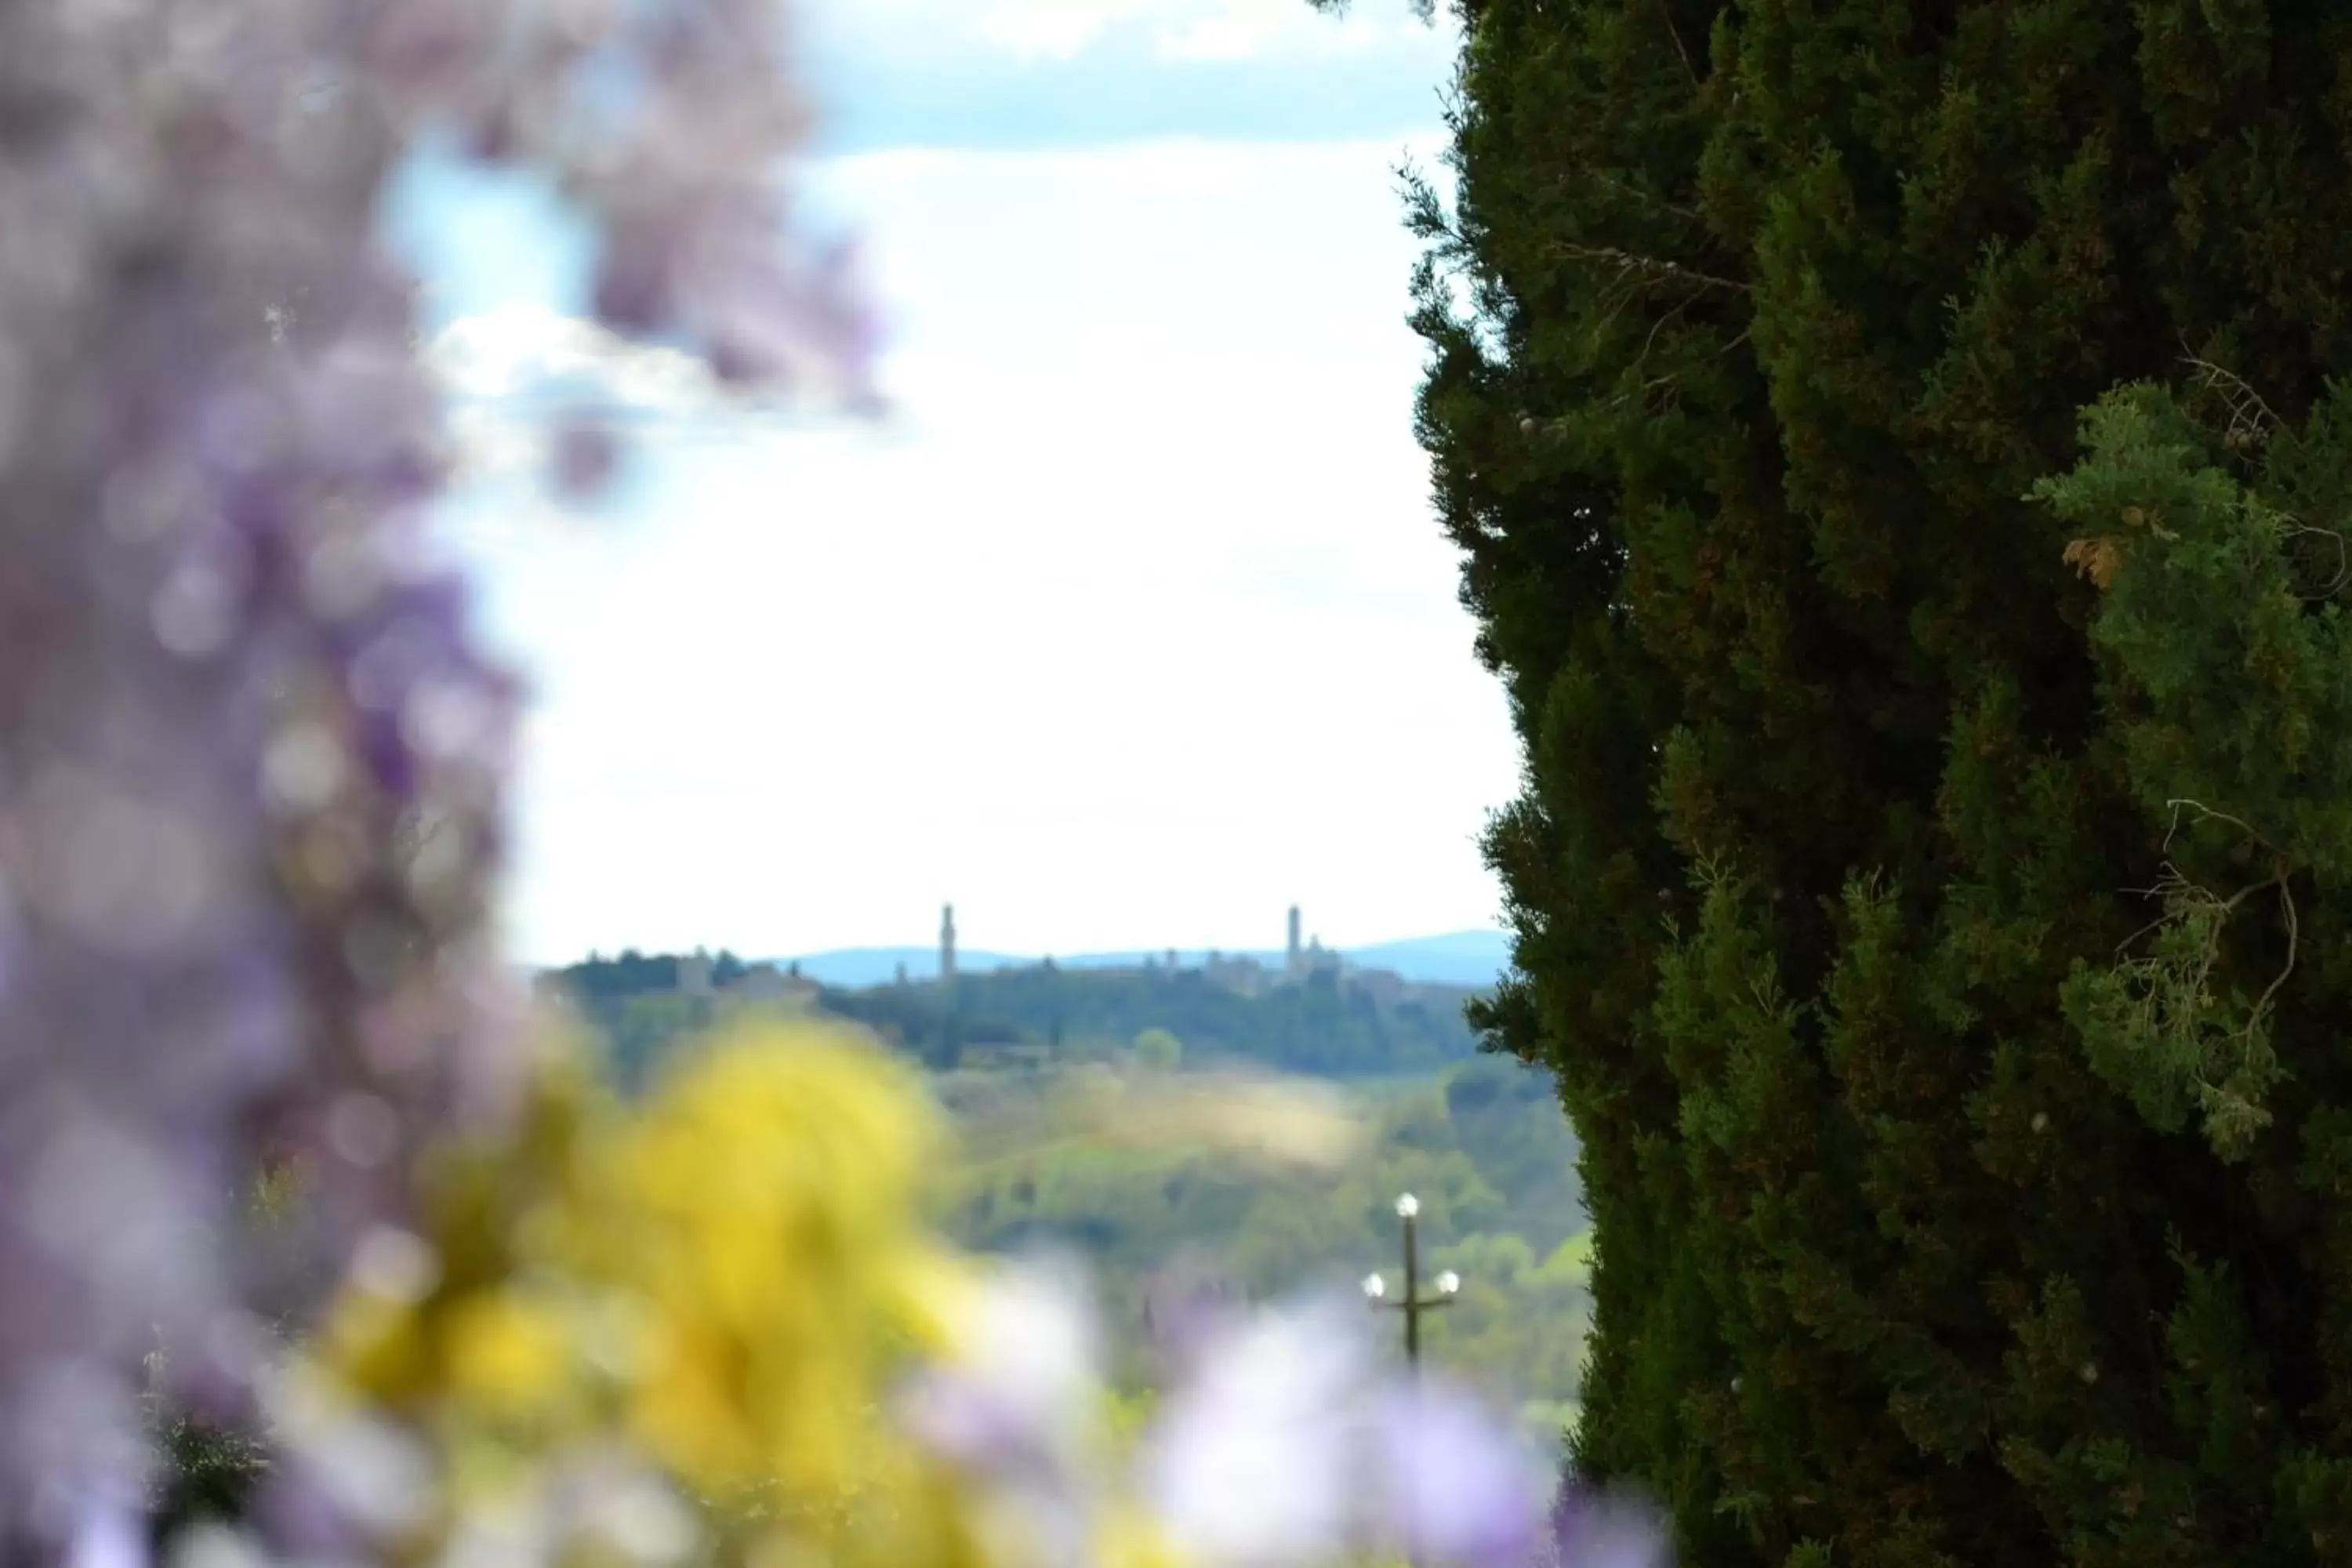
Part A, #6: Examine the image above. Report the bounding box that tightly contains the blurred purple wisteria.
[908,1260,1571,1568]
[0,0,863,1554]
[0,0,1669,1564]
[910,1255,1668,1568]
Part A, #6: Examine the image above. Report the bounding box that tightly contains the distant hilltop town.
[649,903,1456,1012]
[544,907,1494,1081]
[942,901,1350,990]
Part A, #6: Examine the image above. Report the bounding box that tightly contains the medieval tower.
[940,903,956,982]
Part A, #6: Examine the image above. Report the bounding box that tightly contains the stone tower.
[941,903,956,982]
[1287,906,1302,976]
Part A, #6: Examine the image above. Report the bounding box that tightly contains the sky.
[387,0,1523,967]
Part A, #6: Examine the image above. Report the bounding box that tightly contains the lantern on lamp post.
[1361,1192,1459,1369]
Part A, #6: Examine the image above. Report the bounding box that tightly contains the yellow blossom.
[1094,1501,1192,1568]
[440,1290,572,1420]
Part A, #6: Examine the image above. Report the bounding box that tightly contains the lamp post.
[1362,1192,1459,1370]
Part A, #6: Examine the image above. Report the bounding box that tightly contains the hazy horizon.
[545,925,1516,989]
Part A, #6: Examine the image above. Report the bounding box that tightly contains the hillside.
[547,948,1490,1084]
[935,1051,1591,1435]
[539,949,1593,1439]
[817,962,1484,1076]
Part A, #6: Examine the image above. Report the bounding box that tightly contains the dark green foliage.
[595,992,720,1091]
[555,953,1486,1082]
[552,948,750,1000]
[862,964,1484,1076]
[2040,383,2352,1162]
[1400,0,2352,1561]
[552,947,688,1000]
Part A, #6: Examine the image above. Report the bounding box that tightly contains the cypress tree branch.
[2181,353,2280,451]
[1651,0,1699,90]
[1546,241,1751,296]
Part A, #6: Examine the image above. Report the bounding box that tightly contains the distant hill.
[1338,931,1517,988]
[774,930,1513,991]
[543,937,1505,1087]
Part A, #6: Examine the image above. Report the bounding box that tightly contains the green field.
[928,1052,1592,1441]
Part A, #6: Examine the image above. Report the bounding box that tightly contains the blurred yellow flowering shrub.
[302,1014,992,1566]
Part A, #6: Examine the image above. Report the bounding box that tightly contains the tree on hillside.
[1349,0,2352,1561]
[1133,1029,1185,1073]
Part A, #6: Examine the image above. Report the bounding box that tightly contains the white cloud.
[419,300,871,552]
[430,305,723,414]
[452,137,1513,967]
[838,0,1435,67]
[971,0,1156,60]
[426,304,819,491]
[1145,0,1423,63]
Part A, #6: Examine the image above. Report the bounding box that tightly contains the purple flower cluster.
[907,1257,1671,1568]
[1133,1290,1552,1568]
[1538,1483,1676,1568]
[0,0,864,1554]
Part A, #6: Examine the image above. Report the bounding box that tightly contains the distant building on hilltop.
[1202,907,1352,999]
[941,904,956,983]
[1203,952,1272,997]
[1283,907,1341,982]
[670,955,818,1013]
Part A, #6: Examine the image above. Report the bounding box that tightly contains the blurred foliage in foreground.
[143,1014,1602,1567]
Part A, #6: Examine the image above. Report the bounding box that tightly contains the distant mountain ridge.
[768,930,1514,991]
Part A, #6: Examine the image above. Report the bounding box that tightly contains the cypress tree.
[1345,0,2352,1559]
